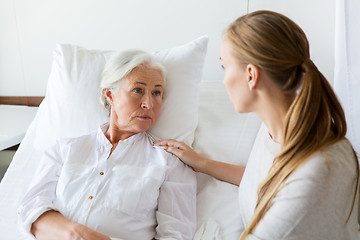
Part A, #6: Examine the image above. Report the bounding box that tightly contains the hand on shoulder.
[153,139,207,172]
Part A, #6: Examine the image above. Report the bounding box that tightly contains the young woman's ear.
[105,88,113,105]
[246,64,259,90]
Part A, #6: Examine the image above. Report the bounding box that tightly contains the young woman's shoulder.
[293,139,355,177]
[323,138,356,172]
[286,139,357,191]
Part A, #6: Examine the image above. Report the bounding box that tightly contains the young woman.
[155,10,359,239]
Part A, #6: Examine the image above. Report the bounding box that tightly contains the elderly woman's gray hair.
[100,50,167,111]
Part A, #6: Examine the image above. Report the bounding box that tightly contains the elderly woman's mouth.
[137,115,152,120]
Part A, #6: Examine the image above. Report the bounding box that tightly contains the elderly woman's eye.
[153,91,162,96]
[134,88,143,94]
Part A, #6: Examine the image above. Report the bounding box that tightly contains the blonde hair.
[225,10,359,239]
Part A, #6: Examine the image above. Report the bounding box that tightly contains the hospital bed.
[0,35,310,239]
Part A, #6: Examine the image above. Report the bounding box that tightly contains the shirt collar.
[263,125,281,156]
[96,122,145,149]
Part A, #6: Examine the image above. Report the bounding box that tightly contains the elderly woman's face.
[106,64,164,136]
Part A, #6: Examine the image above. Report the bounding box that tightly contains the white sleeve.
[155,154,197,240]
[246,155,329,240]
[17,142,63,238]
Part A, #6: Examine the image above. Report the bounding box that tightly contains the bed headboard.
[0,96,43,150]
[0,96,44,107]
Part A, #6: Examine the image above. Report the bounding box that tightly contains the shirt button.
[89,196,93,200]
[100,172,104,175]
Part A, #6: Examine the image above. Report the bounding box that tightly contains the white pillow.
[33,36,208,150]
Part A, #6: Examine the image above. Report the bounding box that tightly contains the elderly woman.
[17,50,197,240]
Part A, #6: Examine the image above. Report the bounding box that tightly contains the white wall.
[0,0,335,96]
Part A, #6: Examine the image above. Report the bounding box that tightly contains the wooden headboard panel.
[0,96,44,107]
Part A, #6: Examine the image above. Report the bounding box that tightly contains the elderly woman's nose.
[141,94,153,109]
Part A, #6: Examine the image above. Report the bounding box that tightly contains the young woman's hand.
[154,139,245,186]
[154,139,207,172]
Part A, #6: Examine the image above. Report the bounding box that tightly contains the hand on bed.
[154,139,206,172]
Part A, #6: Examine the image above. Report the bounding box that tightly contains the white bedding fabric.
[0,81,261,239]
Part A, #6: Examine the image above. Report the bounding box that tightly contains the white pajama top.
[238,124,359,240]
[17,123,197,240]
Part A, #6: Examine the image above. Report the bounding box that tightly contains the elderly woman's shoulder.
[54,129,98,150]
[145,132,187,166]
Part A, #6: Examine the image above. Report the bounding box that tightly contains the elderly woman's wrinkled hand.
[69,223,112,240]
